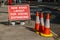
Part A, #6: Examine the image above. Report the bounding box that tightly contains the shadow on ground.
[0,21,21,25]
[0,21,9,25]
[25,27,35,32]
[0,11,8,13]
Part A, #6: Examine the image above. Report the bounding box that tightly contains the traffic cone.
[40,13,53,37]
[35,11,40,34]
[40,12,45,32]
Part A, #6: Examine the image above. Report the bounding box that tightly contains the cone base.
[35,31,39,35]
[40,33,53,37]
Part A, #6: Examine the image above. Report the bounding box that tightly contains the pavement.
[0,13,54,40]
[0,20,54,40]
[0,4,60,40]
[0,14,60,40]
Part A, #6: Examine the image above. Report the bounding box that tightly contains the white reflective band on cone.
[41,18,44,26]
[45,19,50,28]
[36,16,40,23]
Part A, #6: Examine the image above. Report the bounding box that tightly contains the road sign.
[8,5,30,21]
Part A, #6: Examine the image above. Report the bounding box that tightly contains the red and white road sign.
[8,5,30,21]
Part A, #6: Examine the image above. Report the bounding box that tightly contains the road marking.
[51,30,58,36]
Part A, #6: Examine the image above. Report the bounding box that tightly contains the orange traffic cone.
[35,11,40,34]
[40,12,45,32]
[40,13,53,37]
